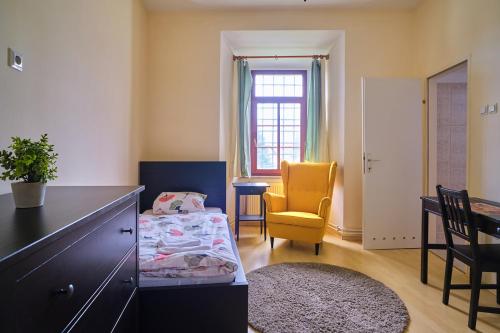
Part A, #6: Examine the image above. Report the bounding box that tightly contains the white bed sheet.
[141,207,222,215]
[138,209,236,287]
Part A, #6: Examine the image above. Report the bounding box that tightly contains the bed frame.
[138,161,248,333]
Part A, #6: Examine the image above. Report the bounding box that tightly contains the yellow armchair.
[263,160,337,255]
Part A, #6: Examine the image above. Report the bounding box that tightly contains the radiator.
[245,182,283,215]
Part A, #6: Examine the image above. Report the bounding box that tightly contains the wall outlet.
[488,103,498,114]
[7,48,23,72]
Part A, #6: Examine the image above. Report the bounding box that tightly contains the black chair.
[436,185,500,329]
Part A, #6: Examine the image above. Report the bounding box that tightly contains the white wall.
[0,0,147,194]
[329,32,346,233]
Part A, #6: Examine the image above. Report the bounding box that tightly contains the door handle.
[120,227,133,234]
[366,157,381,173]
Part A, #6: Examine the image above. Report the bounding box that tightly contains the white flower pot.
[11,182,46,208]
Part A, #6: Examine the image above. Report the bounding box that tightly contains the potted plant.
[0,134,58,208]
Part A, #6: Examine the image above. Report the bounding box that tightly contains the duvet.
[139,212,239,278]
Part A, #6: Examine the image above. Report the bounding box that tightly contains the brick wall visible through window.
[250,70,307,176]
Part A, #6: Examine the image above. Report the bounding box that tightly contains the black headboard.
[139,161,227,213]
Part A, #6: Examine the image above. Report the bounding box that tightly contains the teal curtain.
[238,60,252,176]
[305,59,321,162]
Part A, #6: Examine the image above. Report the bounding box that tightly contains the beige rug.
[247,263,410,333]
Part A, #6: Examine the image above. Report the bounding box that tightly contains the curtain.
[233,60,252,177]
[305,59,329,162]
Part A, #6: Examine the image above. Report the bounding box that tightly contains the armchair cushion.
[263,192,286,213]
[267,211,324,229]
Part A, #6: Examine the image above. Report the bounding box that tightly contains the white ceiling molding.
[144,0,421,11]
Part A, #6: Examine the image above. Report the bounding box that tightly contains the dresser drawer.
[69,248,137,333]
[14,202,137,333]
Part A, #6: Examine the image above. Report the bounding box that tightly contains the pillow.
[152,192,207,215]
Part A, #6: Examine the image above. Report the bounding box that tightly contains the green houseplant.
[0,134,58,208]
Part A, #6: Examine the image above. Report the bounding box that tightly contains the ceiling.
[144,0,421,11]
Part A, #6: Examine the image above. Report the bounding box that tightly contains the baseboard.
[328,224,362,241]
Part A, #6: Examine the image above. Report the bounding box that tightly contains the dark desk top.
[421,196,500,237]
[0,186,144,269]
[232,182,270,187]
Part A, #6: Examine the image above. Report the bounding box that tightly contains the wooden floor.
[235,224,500,333]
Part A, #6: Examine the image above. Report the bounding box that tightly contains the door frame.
[424,59,470,195]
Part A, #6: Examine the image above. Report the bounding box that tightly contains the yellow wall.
[2,0,498,236]
[145,8,417,232]
[416,0,500,203]
[0,0,147,194]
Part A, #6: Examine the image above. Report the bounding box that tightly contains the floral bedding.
[139,212,239,278]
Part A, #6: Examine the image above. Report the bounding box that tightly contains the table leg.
[259,194,263,235]
[235,193,240,241]
[263,195,267,241]
[421,206,429,284]
[260,194,267,241]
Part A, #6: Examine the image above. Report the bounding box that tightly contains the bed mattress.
[138,211,238,285]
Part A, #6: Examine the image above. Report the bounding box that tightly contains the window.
[251,70,307,176]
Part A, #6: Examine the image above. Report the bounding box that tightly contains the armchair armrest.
[263,192,287,213]
[318,197,332,218]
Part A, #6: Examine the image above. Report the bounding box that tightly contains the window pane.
[255,85,263,96]
[284,85,294,97]
[263,85,273,96]
[257,147,277,169]
[295,75,303,85]
[284,75,294,85]
[263,75,273,84]
[253,73,303,97]
[256,103,278,148]
[279,103,301,163]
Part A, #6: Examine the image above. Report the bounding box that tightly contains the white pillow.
[152,192,207,215]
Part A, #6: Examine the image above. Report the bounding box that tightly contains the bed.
[138,161,248,333]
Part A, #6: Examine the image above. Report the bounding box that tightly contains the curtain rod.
[232,54,330,61]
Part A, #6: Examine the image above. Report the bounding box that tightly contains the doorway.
[427,61,468,256]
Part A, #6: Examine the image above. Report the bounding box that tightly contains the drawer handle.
[120,227,133,234]
[54,284,75,298]
[122,277,135,284]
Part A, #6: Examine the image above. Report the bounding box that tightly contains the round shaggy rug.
[247,263,409,333]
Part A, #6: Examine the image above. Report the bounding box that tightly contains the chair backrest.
[436,185,479,257]
[281,161,337,214]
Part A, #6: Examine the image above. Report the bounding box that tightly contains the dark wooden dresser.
[0,186,144,333]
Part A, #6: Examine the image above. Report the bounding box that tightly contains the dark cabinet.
[0,186,143,333]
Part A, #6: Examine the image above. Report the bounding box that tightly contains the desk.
[420,196,500,284]
[233,182,270,241]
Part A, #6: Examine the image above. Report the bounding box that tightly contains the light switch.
[7,48,23,72]
[488,103,498,114]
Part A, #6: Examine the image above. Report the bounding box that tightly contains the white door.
[362,78,423,249]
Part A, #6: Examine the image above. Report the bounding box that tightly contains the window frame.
[250,69,308,176]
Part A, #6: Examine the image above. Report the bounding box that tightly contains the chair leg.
[443,250,453,305]
[497,272,500,305]
[315,243,320,256]
[270,237,274,249]
[468,268,482,330]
